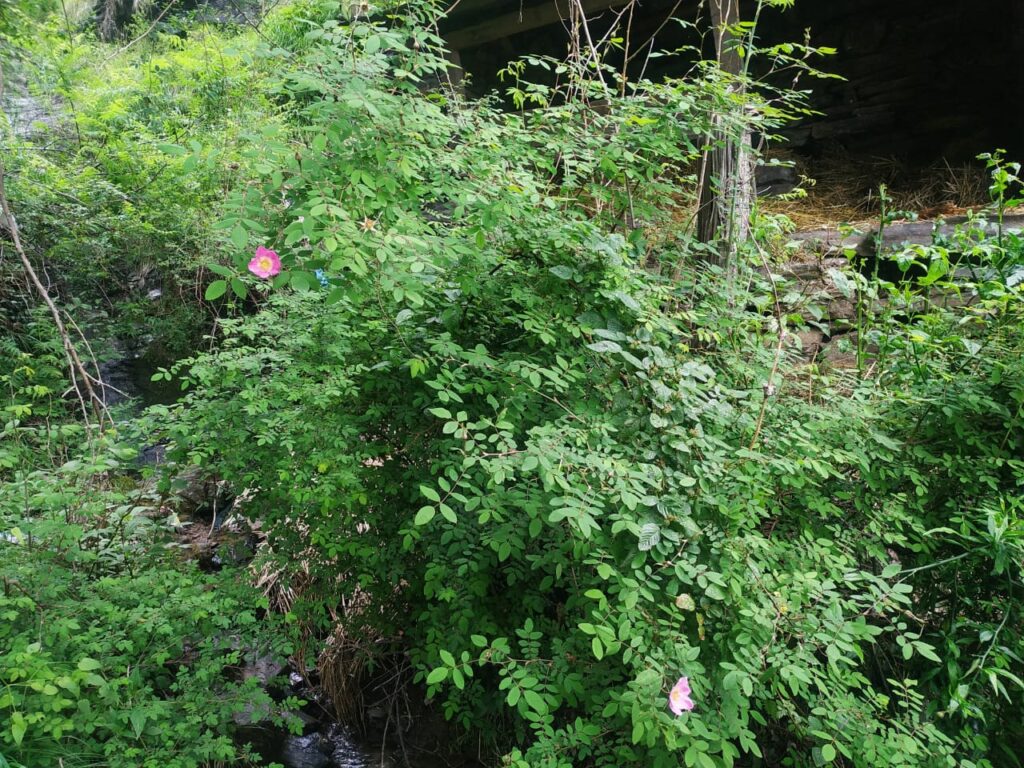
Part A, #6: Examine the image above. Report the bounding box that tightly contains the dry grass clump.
[251,547,312,616]
[318,621,371,727]
[760,148,994,230]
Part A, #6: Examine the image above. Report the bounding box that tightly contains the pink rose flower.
[248,246,282,279]
[668,676,694,715]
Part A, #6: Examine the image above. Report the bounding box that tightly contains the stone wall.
[767,0,1019,161]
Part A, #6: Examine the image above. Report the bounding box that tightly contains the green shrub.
[0,426,299,767]
[151,9,1024,766]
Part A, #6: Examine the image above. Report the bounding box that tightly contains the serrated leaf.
[230,278,247,299]
[129,709,147,738]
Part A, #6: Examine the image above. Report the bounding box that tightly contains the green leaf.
[914,641,941,662]
[230,278,247,299]
[414,506,435,525]
[129,709,147,738]
[157,143,187,156]
[587,340,622,354]
[704,583,727,601]
[821,744,836,762]
[425,667,448,685]
[420,485,441,502]
[10,713,26,746]
[230,225,248,249]
[77,657,101,671]
[439,503,457,523]
[637,523,661,551]
[451,667,465,690]
[523,689,547,714]
[207,264,233,278]
[204,280,227,301]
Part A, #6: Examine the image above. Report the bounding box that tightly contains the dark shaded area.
[442,0,1024,166]
[773,0,1023,163]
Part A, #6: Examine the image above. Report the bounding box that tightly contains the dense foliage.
[0,317,297,767]
[2,1,1023,767]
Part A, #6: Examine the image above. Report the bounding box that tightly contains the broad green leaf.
[425,667,447,685]
[204,280,227,301]
[10,713,26,745]
[414,506,435,525]
[230,226,248,249]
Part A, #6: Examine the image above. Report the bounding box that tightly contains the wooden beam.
[445,0,629,51]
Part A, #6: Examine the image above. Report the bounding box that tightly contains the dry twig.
[0,62,110,429]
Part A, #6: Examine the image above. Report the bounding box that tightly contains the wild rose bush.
[155,4,1023,768]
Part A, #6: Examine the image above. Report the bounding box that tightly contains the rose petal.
[248,247,282,279]
[668,676,695,715]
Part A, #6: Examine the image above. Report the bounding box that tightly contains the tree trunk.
[695,0,754,270]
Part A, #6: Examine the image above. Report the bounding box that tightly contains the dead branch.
[0,62,109,428]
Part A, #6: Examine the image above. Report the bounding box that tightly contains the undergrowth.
[2,1,1023,767]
